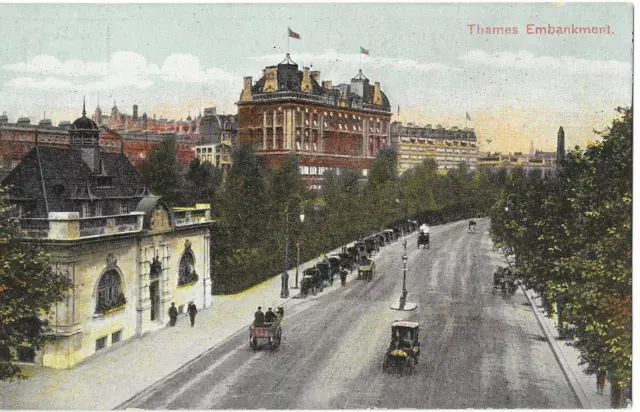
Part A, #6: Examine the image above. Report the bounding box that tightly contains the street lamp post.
[282,204,305,297]
[281,210,290,298]
[391,239,417,311]
[292,212,305,289]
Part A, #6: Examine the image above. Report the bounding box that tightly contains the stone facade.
[39,203,212,368]
[391,122,479,175]
[2,105,213,369]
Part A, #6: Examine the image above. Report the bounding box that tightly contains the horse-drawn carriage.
[316,260,333,286]
[357,255,375,281]
[393,227,402,240]
[301,267,323,297]
[249,307,284,351]
[383,321,421,375]
[383,229,395,244]
[493,267,517,295]
[417,232,430,249]
[364,236,378,257]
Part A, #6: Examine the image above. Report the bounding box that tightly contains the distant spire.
[43,110,46,120]
[97,93,100,109]
[82,96,86,116]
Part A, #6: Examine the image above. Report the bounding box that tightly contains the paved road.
[125,219,578,409]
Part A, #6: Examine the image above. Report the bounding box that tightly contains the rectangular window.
[112,330,122,344]
[82,203,91,218]
[120,201,129,215]
[95,336,107,351]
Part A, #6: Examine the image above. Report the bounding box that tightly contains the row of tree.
[136,136,509,293]
[489,107,632,408]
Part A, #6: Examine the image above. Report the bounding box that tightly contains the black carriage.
[383,229,394,244]
[301,267,323,297]
[364,236,378,256]
[383,321,421,375]
[417,232,430,249]
[316,261,333,286]
[493,267,517,295]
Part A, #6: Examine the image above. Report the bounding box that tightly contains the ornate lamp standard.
[391,239,417,311]
[281,203,305,298]
[292,212,305,290]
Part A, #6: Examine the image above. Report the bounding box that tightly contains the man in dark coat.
[254,306,265,326]
[168,302,178,326]
[187,301,197,327]
[264,307,277,324]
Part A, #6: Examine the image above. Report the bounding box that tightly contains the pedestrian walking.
[168,302,178,326]
[187,301,197,327]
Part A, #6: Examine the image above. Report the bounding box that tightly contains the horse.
[468,220,477,233]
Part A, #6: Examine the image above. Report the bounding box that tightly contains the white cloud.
[460,50,631,76]
[2,51,239,91]
[3,55,107,77]
[251,49,459,73]
[5,76,76,90]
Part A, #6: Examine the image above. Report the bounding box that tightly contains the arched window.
[96,270,125,314]
[178,250,198,286]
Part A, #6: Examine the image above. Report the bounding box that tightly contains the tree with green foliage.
[0,189,72,381]
[184,158,222,206]
[138,135,185,205]
[491,107,632,407]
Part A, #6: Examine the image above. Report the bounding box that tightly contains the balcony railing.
[248,92,391,114]
[19,212,144,240]
[174,209,211,226]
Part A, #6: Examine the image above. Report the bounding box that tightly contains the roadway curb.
[502,255,589,408]
[115,241,368,410]
[520,288,590,408]
[114,293,298,410]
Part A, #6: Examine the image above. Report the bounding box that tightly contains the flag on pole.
[288,28,301,40]
[466,112,472,121]
[360,46,370,55]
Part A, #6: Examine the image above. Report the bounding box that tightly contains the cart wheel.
[276,329,282,349]
[250,337,257,351]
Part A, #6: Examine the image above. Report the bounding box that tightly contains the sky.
[0,3,632,153]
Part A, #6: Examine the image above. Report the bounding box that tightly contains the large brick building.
[0,113,70,180]
[237,54,392,188]
[0,106,237,175]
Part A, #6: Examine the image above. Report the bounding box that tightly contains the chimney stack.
[301,67,312,92]
[322,80,332,89]
[373,82,382,105]
[310,70,320,83]
[133,105,139,121]
[242,76,253,101]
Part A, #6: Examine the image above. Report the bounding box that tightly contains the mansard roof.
[2,146,150,217]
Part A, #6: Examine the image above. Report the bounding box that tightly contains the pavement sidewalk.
[502,251,615,409]
[521,289,613,409]
[0,241,375,410]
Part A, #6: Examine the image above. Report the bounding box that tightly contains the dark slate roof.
[72,114,99,130]
[2,146,150,218]
[248,62,390,109]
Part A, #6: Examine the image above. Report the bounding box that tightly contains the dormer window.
[97,176,114,188]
